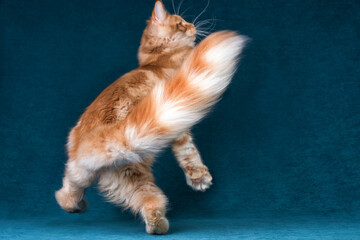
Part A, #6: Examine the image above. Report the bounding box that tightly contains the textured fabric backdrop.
[1,0,359,239]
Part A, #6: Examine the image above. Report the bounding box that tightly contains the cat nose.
[189,24,196,34]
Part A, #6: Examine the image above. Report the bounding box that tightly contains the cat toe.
[185,167,213,191]
[145,210,169,235]
[55,189,88,214]
[67,199,88,213]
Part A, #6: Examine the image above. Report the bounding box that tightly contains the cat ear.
[151,0,167,24]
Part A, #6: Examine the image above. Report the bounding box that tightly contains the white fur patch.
[66,161,95,187]
[125,125,167,155]
[189,35,248,96]
[205,35,248,68]
[125,33,248,157]
[105,141,141,165]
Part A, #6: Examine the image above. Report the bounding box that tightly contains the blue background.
[1,0,360,239]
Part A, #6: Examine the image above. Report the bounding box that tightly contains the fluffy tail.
[122,31,248,156]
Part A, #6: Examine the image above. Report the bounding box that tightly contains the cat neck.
[138,33,194,68]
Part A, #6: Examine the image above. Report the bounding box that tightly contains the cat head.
[140,1,196,52]
[147,0,196,39]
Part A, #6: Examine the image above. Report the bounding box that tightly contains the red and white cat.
[55,0,247,234]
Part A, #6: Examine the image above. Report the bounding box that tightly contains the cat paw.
[66,199,88,213]
[55,189,88,214]
[145,210,169,235]
[184,165,213,191]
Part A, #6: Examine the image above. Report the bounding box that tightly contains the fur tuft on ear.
[151,0,167,24]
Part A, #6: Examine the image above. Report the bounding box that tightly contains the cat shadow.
[42,215,243,236]
[43,214,284,236]
[44,216,149,236]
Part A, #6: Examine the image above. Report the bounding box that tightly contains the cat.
[55,0,247,234]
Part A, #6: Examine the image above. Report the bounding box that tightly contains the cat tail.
[121,31,248,157]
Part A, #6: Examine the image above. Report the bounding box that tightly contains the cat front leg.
[172,131,213,191]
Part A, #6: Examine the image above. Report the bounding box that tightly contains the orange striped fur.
[55,0,247,235]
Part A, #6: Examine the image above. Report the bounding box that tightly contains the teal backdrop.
[1,0,360,239]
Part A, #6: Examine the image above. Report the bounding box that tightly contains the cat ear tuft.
[151,0,167,24]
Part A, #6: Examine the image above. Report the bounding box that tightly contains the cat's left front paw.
[184,165,213,191]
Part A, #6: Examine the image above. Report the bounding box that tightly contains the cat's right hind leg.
[55,124,141,213]
[55,160,96,213]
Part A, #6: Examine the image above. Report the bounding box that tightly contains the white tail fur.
[122,31,248,156]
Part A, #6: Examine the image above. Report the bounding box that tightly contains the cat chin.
[163,33,195,46]
[169,34,196,48]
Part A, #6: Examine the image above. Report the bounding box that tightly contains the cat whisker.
[196,22,213,30]
[196,34,207,41]
[195,22,209,28]
[180,6,191,17]
[195,17,217,29]
[195,17,217,39]
[196,29,210,33]
[176,0,185,15]
[192,0,210,25]
[195,31,210,40]
[196,31,210,37]
[195,22,217,37]
[196,18,217,24]
[201,21,217,32]
[195,22,216,37]
[195,19,215,27]
[172,0,176,14]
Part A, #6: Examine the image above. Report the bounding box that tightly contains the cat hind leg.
[55,160,96,213]
[56,126,142,213]
[98,160,169,235]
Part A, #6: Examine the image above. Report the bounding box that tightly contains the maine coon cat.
[55,0,247,234]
